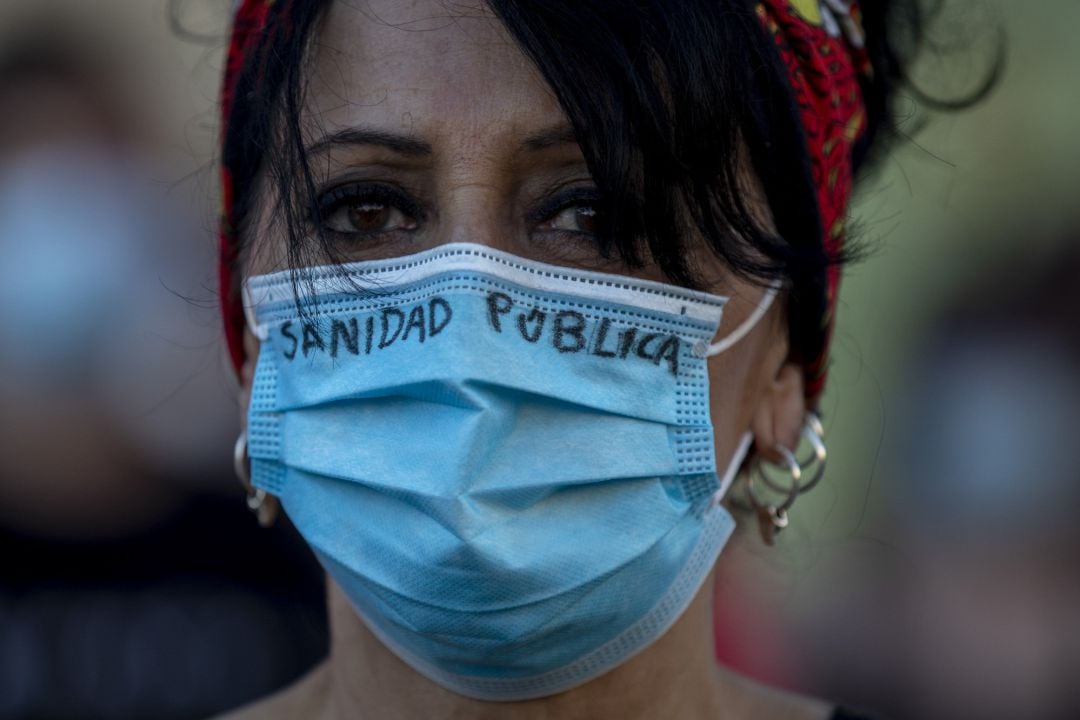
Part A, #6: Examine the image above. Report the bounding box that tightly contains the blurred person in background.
[790,245,1080,720]
[889,248,1080,720]
[0,15,326,720]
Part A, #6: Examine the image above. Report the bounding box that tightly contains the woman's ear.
[751,362,806,462]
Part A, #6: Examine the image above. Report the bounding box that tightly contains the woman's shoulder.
[207,662,331,720]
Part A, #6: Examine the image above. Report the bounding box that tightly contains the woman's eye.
[536,199,600,237]
[316,184,421,236]
[543,205,597,235]
[330,201,414,234]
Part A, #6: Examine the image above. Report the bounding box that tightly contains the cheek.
[704,310,784,468]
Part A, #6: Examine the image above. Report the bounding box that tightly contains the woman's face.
[242,0,800,473]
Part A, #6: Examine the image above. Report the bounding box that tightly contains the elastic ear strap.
[704,281,781,357]
[712,431,754,505]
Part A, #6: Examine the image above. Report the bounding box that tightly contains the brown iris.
[347,202,392,232]
[574,206,597,235]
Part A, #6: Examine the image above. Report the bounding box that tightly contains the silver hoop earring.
[234,431,278,528]
[795,412,827,494]
[746,444,801,546]
[744,413,828,545]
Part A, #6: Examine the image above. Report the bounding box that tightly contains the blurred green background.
[814,0,1080,535]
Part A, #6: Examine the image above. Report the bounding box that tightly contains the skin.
[224,1,821,717]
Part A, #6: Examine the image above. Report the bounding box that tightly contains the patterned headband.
[218,0,870,404]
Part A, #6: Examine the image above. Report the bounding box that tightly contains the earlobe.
[751,363,806,462]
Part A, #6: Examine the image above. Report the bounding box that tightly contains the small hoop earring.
[233,431,278,528]
[795,412,827,494]
[743,413,828,545]
[746,444,801,546]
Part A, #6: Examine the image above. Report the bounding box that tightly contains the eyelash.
[310,182,602,239]
[529,187,602,236]
[313,183,424,234]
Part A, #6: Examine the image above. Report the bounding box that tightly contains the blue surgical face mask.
[244,243,775,701]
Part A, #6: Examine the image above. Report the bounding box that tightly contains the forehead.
[308,0,566,144]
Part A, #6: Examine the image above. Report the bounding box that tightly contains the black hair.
[220,0,991,369]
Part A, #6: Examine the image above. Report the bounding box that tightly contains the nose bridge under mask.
[437,188,512,250]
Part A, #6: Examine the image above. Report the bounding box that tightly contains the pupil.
[348,203,388,230]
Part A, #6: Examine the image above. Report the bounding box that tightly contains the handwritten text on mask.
[277,292,681,375]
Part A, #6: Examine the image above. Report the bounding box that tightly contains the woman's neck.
[315,568,829,720]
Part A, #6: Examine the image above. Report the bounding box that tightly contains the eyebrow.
[304,123,580,157]
[520,124,579,152]
[305,128,433,158]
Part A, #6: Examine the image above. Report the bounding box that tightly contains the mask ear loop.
[704,280,784,508]
[691,280,782,359]
[710,432,755,508]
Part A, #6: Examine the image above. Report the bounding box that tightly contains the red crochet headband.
[219,0,870,404]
